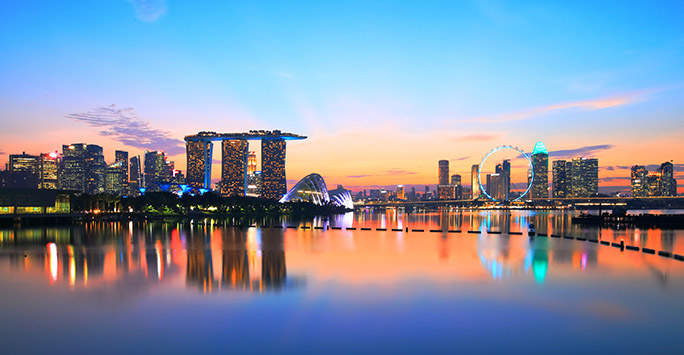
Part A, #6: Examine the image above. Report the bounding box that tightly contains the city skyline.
[1,1,684,193]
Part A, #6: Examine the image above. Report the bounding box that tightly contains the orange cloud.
[452,90,657,123]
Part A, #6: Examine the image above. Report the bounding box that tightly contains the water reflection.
[0,210,682,293]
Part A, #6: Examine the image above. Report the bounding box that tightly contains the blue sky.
[1,0,683,192]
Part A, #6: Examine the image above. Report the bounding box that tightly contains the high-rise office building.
[530,142,548,199]
[220,140,249,197]
[130,156,142,192]
[144,150,167,189]
[438,160,449,185]
[115,150,129,194]
[60,144,105,194]
[486,173,508,201]
[646,172,661,197]
[451,174,462,200]
[471,164,480,199]
[397,185,405,200]
[659,162,677,196]
[8,152,40,188]
[493,160,511,200]
[261,139,287,200]
[630,165,648,197]
[438,160,451,199]
[186,140,213,190]
[552,160,571,198]
[38,151,60,189]
[570,158,599,197]
[105,160,126,195]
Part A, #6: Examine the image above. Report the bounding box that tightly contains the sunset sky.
[1,0,683,193]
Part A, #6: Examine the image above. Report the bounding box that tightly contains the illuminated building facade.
[60,144,105,194]
[570,158,598,197]
[247,151,257,175]
[184,131,306,197]
[186,140,213,190]
[220,140,249,197]
[279,174,353,209]
[144,150,167,189]
[530,142,548,199]
[261,139,287,200]
[39,152,60,189]
[105,160,126,195]
[659,162,677,196]
[8,152,40,189]
[451,174,462,200]
[438,160,451,199]
[552,160,571,198]
[486,173,508,201]
[115,150,129,194]
[397,185,405,200]
[471,164,480,199]
[129,156,142,192]
[630,165,648,197]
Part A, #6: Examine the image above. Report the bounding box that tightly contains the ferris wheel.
[477,145,534,202]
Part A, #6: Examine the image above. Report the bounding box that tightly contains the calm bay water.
[1,209,683,354]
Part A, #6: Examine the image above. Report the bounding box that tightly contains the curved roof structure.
[279,173,330,206]
[329,187,354,210]
[279,173,353,209]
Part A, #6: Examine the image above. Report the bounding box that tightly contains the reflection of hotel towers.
[186,235,216,292]
[186,228,287,292]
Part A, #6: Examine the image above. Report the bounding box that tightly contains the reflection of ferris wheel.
[478,145,534,202]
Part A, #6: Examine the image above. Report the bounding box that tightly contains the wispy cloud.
[453,91,654,123]
[347,175,372,178]
[548,144,613,158]
[66,104,184,155]
[457,133,506,142]
[452,156,471,161]
[383,168,417,175]
[128,0,166,22]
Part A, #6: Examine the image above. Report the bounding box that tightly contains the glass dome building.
[279,173,353,209]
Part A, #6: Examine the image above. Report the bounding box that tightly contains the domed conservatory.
[279,173,353,209]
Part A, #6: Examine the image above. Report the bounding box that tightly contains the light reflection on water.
[0,210,683,353]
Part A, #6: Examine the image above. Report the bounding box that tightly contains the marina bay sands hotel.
[185,130,306,199]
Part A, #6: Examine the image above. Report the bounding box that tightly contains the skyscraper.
[105,160,126,195]
[552,160,571,198]
[144,150,167,189]
[438,160,452,199]
[493,160,510,200]
[659,162,677,196]
[438,160,449,185]
[530,142,548,199]
[60,144,105,194]
[451,174,462,200]
[38,151,60,189]
[115,150,129,194]
[570,158,598,197]
[630,165,648,197]
[9,152,40,188]
[186,140,213,190]
[130,156,142,192]
[261,139,287,200]
[220,140,249,197]
[397,185,405,200]
[471,164,480,199]
[84,145,105,194]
